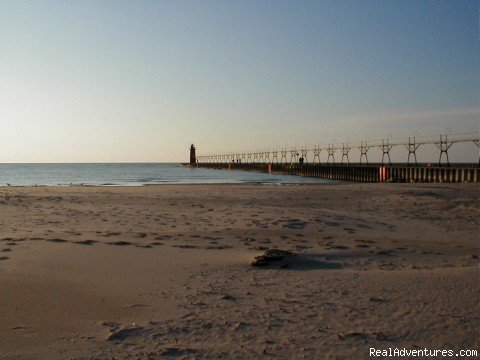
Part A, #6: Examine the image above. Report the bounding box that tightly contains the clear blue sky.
[1,0,478,162]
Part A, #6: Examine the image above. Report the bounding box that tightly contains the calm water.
[0,163,331,186]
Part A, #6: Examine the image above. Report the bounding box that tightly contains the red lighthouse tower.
[189,144,196,164]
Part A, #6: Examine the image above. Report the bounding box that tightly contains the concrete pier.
[184,162,480,183]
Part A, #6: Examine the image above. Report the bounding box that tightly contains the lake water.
[0,163,331,186]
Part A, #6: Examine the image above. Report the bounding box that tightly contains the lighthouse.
[189,144,196,164]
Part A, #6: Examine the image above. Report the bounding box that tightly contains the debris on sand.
[158,347,198,356]
[107,326,144,342]
[251,249,296,267]
[369,297,387,303]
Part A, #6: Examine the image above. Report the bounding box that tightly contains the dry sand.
[0,183,478,359]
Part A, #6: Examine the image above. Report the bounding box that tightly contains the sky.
[0,0,478,163]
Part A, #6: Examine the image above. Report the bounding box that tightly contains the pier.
[184,132,480,183]
[186,162,479,183]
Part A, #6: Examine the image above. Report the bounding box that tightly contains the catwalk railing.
[195,132,479,166]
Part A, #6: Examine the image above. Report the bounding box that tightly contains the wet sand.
[0,183,478,359]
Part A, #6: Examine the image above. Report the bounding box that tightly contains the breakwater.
[183,162,479,183]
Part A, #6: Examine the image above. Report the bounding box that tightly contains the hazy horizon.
[1,0,478,163]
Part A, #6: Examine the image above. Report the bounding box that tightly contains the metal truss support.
[280,149,287,164]
[405,137,420,165]
[474,140,480,164]
[258,151,265,163]
[359,141,370,164]
[300,146,308,163]
[272,150,278,163]
[341,143,350,165]
[290,148,299,163]
[435,134,454,165]
[379,139,393,165]
[327,145,336,164]
[264,150,271,164]
[313,146,321,164]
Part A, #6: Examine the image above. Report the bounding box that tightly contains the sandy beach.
[0,183,478,359]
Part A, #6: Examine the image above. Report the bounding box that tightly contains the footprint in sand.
[356,223,372,229]
[206,245,233,250]
[369,249,395,256]
[108,241,132,246]
[327,245,350,250]
[293,245,312,250]
[355,239,376,244]
[102,231,121,237]
[172,244,199,249]
[47,238,68,243]
[283,219,309,230]
[337,331,392,342]
[73,240,98,245]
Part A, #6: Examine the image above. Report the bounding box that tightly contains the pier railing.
[195,132,479,166]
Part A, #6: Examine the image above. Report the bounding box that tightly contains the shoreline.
[0,181,338,188]
[2,181,478,187]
